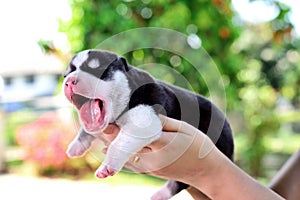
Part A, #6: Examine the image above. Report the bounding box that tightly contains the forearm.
[190,147,285,200]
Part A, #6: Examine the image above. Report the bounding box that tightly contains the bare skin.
[101,115,284,200]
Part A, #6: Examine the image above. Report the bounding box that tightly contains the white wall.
[2,74,60,102]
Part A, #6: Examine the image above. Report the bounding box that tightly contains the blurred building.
[0,53,64,112]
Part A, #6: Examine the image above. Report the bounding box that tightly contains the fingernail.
[101,147,108,154]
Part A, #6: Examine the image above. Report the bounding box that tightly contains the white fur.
[72,70,113,100]
[72,50,89,67]
[88,58,100,68]
[72,70,130,127]
[98,105,162,172]
[66,129,94,157]
[110,71,131,120]
[117,105,162,139]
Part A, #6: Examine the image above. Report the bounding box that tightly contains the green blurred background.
[1,0,300,187]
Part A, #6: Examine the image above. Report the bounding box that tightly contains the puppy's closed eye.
[64,63,77,78]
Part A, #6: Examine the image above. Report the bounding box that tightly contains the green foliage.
[60,0,241,103]
[232,0,300,177]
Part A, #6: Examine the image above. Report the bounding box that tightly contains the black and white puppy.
[63,50,234,198]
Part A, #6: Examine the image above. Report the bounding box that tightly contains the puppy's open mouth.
[71,94,106,132]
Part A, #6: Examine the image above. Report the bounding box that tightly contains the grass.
[5,150,165,188]
[81,170,165,187]
[12,162,165,187]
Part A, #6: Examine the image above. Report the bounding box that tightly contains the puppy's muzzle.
[65,76,78,87]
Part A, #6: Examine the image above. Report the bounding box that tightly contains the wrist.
[189,147,284,200]
[186,146,228,199]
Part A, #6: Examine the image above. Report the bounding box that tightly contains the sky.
[0,0,299,76]
[0,0,71,51]
[232,0,300,34]
[0,0,71,75]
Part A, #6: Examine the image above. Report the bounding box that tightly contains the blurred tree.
[59,0,241,103]
[233,0,300,177]
[58,0,300,178]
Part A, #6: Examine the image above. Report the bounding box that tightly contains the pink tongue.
[79,100,101,131]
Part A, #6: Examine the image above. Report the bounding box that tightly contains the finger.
[159,115,201,136]
[135,132,177,154]
[101,147,108,154]
[147,131,177,149]
[159,114,183,132]
[102,124,120,142]
[103,124,120,134]
[136,146,152,154]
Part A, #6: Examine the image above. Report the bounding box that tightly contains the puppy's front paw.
[66,140,88,158]
[95,165,117,179]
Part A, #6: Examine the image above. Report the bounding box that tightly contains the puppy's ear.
[119,57,130,71]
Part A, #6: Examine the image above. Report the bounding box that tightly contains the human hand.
[101,115,215,182]
[101,115,284,200]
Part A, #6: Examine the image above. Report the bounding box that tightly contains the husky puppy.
[63,50,234,199]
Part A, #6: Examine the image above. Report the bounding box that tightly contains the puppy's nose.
[65,76,78,87]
